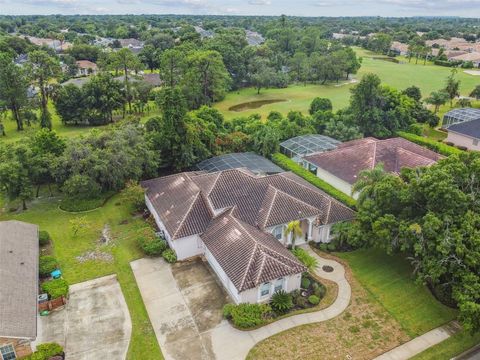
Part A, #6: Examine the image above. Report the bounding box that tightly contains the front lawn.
[0,190,163,360]
[336,248,457,337]
[411,330,480,360]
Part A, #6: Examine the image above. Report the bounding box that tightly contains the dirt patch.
[247,251,410,360]
[228,99,287,112]
[76,249,114,263]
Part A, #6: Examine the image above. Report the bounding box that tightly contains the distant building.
[304,137,442,198]
[245,30,265,46]
[390,41,409,56]
[444,108,480,150]
[449,52,480,67]
[0,221,39,359]
[75,60,98,76]
[194,26,214,39]
[118,38,144,53]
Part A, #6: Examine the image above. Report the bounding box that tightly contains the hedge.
[397,131,463,157]
[41,279,69,299]
[271,153,356,208]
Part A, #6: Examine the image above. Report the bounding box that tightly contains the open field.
[336,248,457,337]
[216,47,480,119]
[0,190,163,360]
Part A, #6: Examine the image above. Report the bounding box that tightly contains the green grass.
[215,47,480,120]
[0,190,163,360]
[411,330,480,360]
[336,248,457,337]
[0,101,161,143]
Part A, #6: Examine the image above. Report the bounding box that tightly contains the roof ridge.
[273,186,322,214]
[207,171,222,197]
[395,146,440,163]
[371,140,378,169]
[172,192,202,239]
[261,185,279,229]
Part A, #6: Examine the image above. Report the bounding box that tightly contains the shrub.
[291,248,318,272]
[27,343,64,360]
[162,249,177,263]
[397,131,463,156]
[39,231,51,246]
[39,256,58,277]
[270,290,293,314]
[301,276,311,289]
[313,283,326,299]
[308,295,320,305]
[122,180,145,211]
[41,279,69,299]
[271,153,356,208]
[138,228,167,256]
[407,123,423,136]
[222,303,271,329]
[295,295,308,308]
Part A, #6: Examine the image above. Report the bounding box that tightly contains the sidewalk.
[374,321,462,360]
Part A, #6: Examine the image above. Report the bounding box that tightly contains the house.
[0,221,39,359]
[75,60,98,76]
[449,52,480,67]
[446,118,480,151]
[390,41,409,56]
[304,137,443,199]
[142,168,355,303]
[245,30,265,46]
[280,134,341,166]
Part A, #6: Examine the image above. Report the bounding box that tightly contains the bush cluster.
[41,278,69,299]
[397,131,463,157]
[162,249,177,263]
[39,231,51,246]
[308,295,320,305]
[138,228,168,256]
[223,303,272,329]
[25,343,64,360]
[291,247,318,271]
[271,153,356,208]
[39,255,59,277]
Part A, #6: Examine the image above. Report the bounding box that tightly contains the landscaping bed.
[223,273,333,330]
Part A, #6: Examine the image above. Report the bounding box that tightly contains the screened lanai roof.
[196,152,283,174]
[443,108,480,128]
[280,134,341,160]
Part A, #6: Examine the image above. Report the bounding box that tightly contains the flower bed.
[222,273,328,330]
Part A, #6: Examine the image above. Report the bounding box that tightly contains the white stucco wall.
[239,273,302,303]
[312,224,333,243]
[446,131,480,151]
[315,168,359,199]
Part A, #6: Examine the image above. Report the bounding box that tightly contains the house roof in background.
[448,118,480,139]
[304,137,442,185]
[0,221,38,339]
[76,60,97,69]
[201,210,306,292]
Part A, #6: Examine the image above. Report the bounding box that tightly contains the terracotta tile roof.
[0,221,38,339]
[304,137,443,185]
[143,168,355,239]
[201,210,306,292]
[75,60,97,69]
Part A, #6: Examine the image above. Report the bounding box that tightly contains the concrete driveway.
[34,275,132,360]
[131,257,229,360]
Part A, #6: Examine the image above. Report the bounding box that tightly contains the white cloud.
[248,0,272,5]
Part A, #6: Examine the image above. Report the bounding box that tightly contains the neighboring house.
[304,137,443,199]
[446,118,480,151]
[390,41,409,56]
[245,30,265,46]
[118,38,144,54]
[449,52,480,67]
[280,134,341,166]
[142,168,354,303]
[75,60,98,76]
[0,221,39,360]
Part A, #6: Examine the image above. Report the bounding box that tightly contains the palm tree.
[425,90,449,114]
[352,164,386,203]
[284,220,303,249]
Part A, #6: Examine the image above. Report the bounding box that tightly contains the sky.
[0,0,479,17]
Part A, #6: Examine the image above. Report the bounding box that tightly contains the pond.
[228,99,287,112]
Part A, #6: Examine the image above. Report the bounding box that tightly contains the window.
[260,282,271,297]
[0,344,16,360]
[274,278,284,293]
[272,226,283,240]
